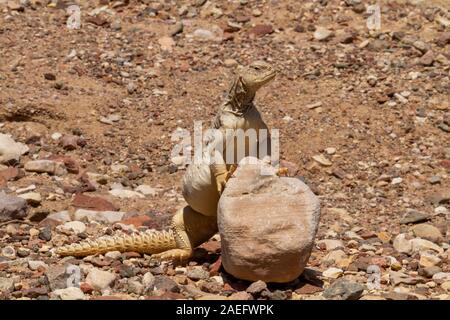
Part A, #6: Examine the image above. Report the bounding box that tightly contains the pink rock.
[218,157,321,283]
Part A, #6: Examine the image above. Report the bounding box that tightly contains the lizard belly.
[182,163,220,217]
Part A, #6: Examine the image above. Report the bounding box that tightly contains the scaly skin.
[56,61,277,263]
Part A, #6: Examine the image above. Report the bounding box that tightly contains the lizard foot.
[151,248,192,264]
[276,167,289,177]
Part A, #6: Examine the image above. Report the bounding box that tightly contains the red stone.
[46,155,79,173]
[120,215,152,227]
[72,193,118,211]
[249,24,274,37]
[440,160,450,169]
[0,167,23,181]
[200,240,221,253]
[209,256,222,276]
[295,283,323,295]
[80,282,94,294]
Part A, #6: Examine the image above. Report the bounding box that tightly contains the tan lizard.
[56,61,277,262]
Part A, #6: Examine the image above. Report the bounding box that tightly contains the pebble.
[0,277,15,293]
[53,287,85,300]
[313,154,332,166]
[186,267,210,281]
[419,266,442,278]
[419,251,441,268]
[400,210,429,224]
[38,227,52,241]
[142,272,155,291]
[86,269,116,291]
[323,279,364,300]
[0,192,28,221]
[246,280,267,295]
[317,239,344,251]
[1,246,16,259]
[105,251,122,260]
[59,221,86,234]
[0,133,29,164]
[108,189,145,199]
[412,224,443,243]
[28,260,48,271]
[24,160,67,176]
[18,192,41,206]
[135,185,158,196]
[314,27,333,41]
[322,267,344,279]
[158,36,175,52]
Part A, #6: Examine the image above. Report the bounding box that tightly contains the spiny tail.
[56,229,178,257]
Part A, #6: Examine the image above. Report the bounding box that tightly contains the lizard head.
[238,61,276,93]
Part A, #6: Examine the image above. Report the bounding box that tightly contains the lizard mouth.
[259,71,277,84]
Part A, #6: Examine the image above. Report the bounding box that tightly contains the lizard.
[56,61,277,263]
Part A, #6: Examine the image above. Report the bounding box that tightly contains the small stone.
[59,221,86,234]
[128,280,144,295]
[74,209,125,224]
[86,269,116,291]
[224,59,238,68]
[153,275,180,293]
[400,210,429,224]
[410,238,444,254]
[105,251,122,260]
[393,233,412,255]
[28,260,48,271]
[313,154,332,166]
[419,50,435,66]
[419,251,441,268]
[142,272,155,291]
[433,272,450,284]
[0,133,29,164]
[24,160,67,176]
[249,24,274,37]
[314,27,333,41]
[135,185,158,196]
[412,224,443,243]
[391,177,403,185]
[323,278,364,300]
[1,246,16,259]
[0,278,15,293]
[72,194,118,212]
[18,192,41,206]
[246,280,267,295]
[53,287,85,300]
[389,271,422,286]
[323,267,343,279]
[44,73,56,81]
[428,176,441,185]
[317,239,344,251]
[186,267,210,281]
[441,282,450,292]
[108,189,145,199]
[418,266,442,278]
[0,192,28,222]
[38,227,52,241]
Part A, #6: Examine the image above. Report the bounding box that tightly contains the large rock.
[0,134,29,164]
[218,157,321,283]
[0,192,28,221]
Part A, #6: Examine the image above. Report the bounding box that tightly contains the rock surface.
[218,157,321,283]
